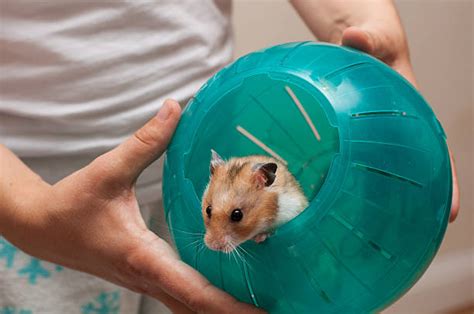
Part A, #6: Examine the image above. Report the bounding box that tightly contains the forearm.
[290,0,405,45]
[291,0,413,80]
[0,144,52,236]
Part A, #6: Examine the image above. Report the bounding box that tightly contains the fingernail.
[156,102,172,121]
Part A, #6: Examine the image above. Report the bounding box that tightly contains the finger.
[342,27,418,87]
[449,151,460,222]
[342,26,405,65]
[391,60,419,88]
[99,99,181,185]
[130,232,265,314]
[342,26,379,56]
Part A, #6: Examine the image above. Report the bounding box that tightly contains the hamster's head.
[201,150,279,253]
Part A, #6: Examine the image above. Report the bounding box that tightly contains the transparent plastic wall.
[163,42,452,313]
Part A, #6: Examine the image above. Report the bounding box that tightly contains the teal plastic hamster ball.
[162,42,452,313]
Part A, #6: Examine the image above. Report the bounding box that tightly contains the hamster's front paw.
[253,233,269,243]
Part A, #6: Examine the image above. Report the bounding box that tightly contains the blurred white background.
[233,1,473,313]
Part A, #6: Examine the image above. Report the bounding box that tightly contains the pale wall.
[232,0,473,312]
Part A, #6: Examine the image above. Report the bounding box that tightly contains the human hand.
[341,27,460,222]
[0,99,265,313]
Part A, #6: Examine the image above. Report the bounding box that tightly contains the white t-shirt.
[0,1,232,313]
[0,0,233,158]
[0,0,232,314]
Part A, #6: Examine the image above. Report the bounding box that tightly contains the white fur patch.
[275,191,307,226]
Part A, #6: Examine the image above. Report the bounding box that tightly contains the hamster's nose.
[204,233,220,251]
[204,233,232,252]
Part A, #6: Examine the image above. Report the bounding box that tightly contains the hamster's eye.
[230,209,243,222]
[206,206,212,218]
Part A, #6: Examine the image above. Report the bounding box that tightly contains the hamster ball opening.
[183,74,340,231]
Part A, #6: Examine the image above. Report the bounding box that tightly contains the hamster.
[202,150,308,253]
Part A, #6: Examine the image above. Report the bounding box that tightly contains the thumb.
[103,99,182,184]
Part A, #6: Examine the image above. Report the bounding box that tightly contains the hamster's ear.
[210,149,224,175]
[253,162,277,188]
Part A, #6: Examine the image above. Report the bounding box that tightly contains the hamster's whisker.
[171,232,203,238]
[234,246,244,263]
[181,238,204,251]
[171,236,202,242]
[226,243,236,259]
[169,228,204,236]
[229,242,243,265]
[234,246,251,270]
[237,245,257,263]
[168,228,205,240]
[230,248,239,265]
[196,242,207,256]
[198,242,206,253]
[236,246,248,263]
[170,233,204,242]
[171,234,204,240]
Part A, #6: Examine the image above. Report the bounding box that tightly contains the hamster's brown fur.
[202,152,307,253]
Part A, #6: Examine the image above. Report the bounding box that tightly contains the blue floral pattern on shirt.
[0,306,32,314]
[0,237,63,285]
[0,238,18,269]
[81,291,121,314]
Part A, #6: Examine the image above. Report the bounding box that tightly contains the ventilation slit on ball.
[323,62,371,80]
[329,212,395,261]
[303,265,332,304]
[320,239,375,294]
[350,110,415,119]
[352,162,424,188]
